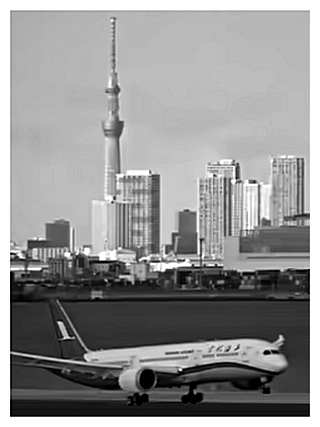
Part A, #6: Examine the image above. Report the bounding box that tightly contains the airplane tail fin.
[273,334,285,348]
[49,299,90,359]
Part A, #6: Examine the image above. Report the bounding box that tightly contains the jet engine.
[118,368,157,393]
[231,378,266,390]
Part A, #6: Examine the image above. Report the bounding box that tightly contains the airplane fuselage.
[12,300,289,405]
[54,337,288,390]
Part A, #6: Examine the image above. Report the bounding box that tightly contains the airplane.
[11,299,288,406]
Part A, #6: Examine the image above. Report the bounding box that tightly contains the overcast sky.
[11,11,309,247]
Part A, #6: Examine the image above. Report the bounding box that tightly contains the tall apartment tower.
[271,156,305,226]
[206,159,240,236]
[198,175,224,259]
[116,170,160,256]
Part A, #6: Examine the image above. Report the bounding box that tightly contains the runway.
[11,389,310,416]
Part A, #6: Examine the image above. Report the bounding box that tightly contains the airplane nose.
[276,356,288,372]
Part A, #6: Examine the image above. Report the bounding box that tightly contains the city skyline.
[11,11,309,246]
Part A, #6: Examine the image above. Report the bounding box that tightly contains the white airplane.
[11,299,288,406]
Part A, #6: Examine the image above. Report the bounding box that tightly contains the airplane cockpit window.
[263,349,280,355]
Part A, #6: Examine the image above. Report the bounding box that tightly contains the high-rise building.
[198,175,224,259]
[179,209,196,235]
[242,180,261,231]
[206,159,240,180]
[91,201,108,253]
[169,209,197,254]
[271,156,305,226]
[116,170,160,255]
[45,219,70,248]
[91,200,131,254]
[70,226,76,252]
[231,179,244,236]
[260,183,272,222]
[206,159,240,236]
[177,209,197,253]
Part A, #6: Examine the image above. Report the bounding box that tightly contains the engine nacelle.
[118,368,157,393]
[232,378,264,390]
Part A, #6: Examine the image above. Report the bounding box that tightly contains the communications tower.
[102,17,124,201]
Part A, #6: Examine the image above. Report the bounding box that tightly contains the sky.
[11,11,309,247]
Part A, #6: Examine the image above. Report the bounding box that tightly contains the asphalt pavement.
[11,389,309,417]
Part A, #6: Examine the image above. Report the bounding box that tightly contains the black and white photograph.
[10,8,310,418]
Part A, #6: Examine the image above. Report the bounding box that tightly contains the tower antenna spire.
[110,16,116,73]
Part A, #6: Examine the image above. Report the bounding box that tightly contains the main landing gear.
[261,377,271,395]
[262,384,271,394]
[127,393,149,406]
[181,385,204,404]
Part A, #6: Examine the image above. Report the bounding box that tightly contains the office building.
[45,219,70,248]
[116,170,160,256]
[91,199,131,253]
[91,201,108,253]
[70,226,76,252]
[206,159,240,237]
[177,209,197,253]
[198,174,224,259]
[271,156,305,226]
[260,183,272,223]
[169,209,197,254]
[206,159,240,180]
[242,180,261,231]
[231,179,244,236]
[283,213,310,226]
[27,239,69,263]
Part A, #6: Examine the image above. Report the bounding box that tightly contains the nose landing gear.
[261,377,272,394]
[127,393,149,406]
[181,385,204,404]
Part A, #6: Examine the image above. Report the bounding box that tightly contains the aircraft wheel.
[134,393,143,406]
[189,394,198,404]
[127,396,134,406]
[181,394,189,404]
[262,385,271,395]
[141,393,149,403]
[195,392,203,403]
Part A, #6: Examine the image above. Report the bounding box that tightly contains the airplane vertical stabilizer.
[49,299,90,359]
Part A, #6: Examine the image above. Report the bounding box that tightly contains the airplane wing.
[11,351,123,375]
[11,351,181,378]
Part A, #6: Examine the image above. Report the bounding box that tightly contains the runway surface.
[11,389,310,417]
